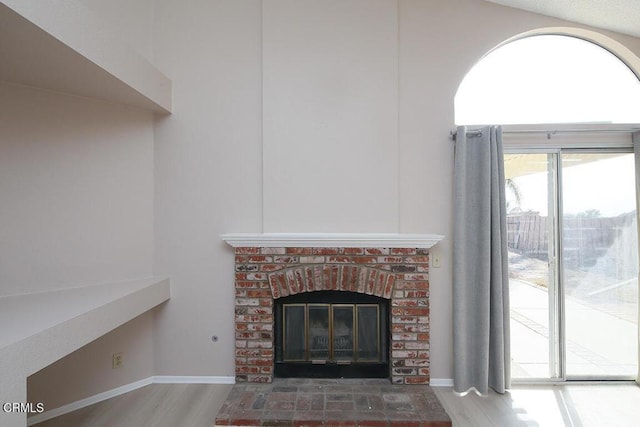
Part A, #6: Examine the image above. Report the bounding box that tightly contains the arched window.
[455,33,640,381]
[455,34,640,125]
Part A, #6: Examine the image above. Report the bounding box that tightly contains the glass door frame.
[506,148,563,382]
[506,146,638,383]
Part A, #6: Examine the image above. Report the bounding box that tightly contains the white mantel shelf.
[221,233,445,249]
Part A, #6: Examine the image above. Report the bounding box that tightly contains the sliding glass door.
[506,152,560,379]
[507,150,638,380]
[561,152,638,378]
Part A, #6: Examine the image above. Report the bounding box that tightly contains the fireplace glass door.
[283,303,379,363]
[308,304,330,361]
[276,291,388,378]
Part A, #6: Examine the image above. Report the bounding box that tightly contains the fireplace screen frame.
[275,291,389,378]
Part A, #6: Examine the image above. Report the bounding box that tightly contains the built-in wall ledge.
[0,277,170,427]
[0,0,172,113]
[221,233,445,249]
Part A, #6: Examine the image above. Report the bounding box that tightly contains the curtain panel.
[452,125,510,395]
[634,131,640,385]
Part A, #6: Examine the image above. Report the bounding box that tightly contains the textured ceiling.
[485,0,640,38]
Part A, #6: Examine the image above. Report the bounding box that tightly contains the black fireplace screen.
[275,291,388,378]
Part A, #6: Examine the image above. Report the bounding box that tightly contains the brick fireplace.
[222,233,443,386]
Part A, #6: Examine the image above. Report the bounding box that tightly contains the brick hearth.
[233,245,432,385]
[214,378,452,427]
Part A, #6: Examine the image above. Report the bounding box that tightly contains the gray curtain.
[634,132,640,385]
[452,125,510,395]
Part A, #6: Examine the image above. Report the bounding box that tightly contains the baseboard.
[27,377,153,426]
[430,378,454,387]
[152,375,236,384]
[27,375,235,426]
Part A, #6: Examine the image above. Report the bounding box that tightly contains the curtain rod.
[450,127,640,141]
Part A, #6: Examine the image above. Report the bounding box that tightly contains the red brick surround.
[234,246,431,385]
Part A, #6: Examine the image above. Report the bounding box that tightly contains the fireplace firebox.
[275,291,389,378]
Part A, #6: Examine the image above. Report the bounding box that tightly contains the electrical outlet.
[112,352,123,369]
[432,255,441,268]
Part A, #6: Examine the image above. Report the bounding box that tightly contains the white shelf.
[0,277,170,355]
[0,0,171,113]
[221,233,445,249]
[0,277,170,427]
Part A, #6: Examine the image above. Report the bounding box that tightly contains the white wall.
[396,0,640,379]
[152,0,263,376]
[263,0,399,232]
[9,1,640,412]
[27,311,155,411]
[0,0,160,410]
[0,84,154,296]
[152,0,640,383]
[78,0,156,61]
[0,82,157,409]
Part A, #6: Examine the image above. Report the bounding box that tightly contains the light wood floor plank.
[33,382,640,426]
[32,383,233,427]
[434,383,640,427]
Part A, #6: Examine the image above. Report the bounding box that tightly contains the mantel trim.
[220,233,444,248]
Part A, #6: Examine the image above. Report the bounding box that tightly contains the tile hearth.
[214,378,451,427]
